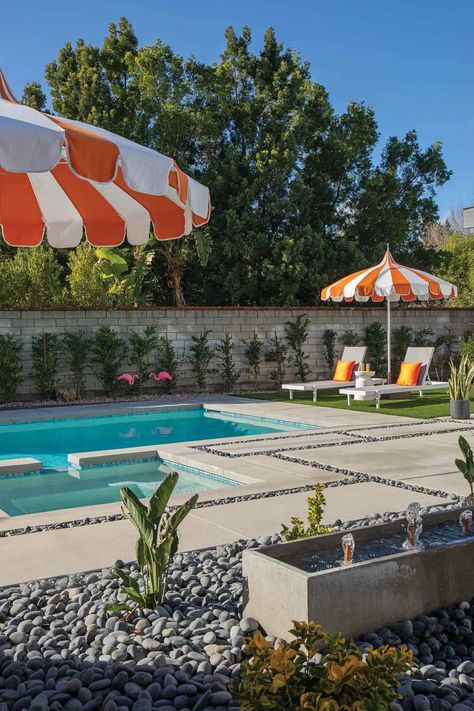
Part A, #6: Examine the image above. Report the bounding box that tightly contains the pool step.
[0,458,43,475]
[68,446,159,468]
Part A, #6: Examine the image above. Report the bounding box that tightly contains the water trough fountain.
[243,504,474,640]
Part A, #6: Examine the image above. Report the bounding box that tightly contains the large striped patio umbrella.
[321,246,457,382]
[0,69,210,247]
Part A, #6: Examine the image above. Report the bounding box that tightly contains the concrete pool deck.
[0,395,473,585]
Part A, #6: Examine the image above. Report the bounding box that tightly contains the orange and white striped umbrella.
[321,247,457,382]
[0,69,210,247]
[321,248,457,302]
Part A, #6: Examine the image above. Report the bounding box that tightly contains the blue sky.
[2,0,474,219]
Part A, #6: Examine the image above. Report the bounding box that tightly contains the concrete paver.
[287,432,463,487]
[0,481,444,586]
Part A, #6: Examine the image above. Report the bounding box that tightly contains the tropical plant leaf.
[107,602,131,612]
[122,587,147,604]
[169,493,199,531]
[149,472,179,523]
[95,248,128,268]
[136,536,148,571]
[114,568,134,586]
[195,232,210,267]
[459,435,471,456]
[121,486,154,548]
[455,458,467,475]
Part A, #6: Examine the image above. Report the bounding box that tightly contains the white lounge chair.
[340,346,446,410]
[282,346,367,402]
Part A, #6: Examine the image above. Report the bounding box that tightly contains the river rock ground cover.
[0,509,473,711]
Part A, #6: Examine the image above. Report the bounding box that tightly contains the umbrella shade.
[0,68,210,247]
[321,248,457,382]
[321,249,457,303]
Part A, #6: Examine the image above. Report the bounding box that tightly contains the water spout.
[341,533,355,565]
[459,509,473,537]
[403,502,423,549]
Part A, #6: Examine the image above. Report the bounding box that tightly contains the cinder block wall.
[1,307,472,398]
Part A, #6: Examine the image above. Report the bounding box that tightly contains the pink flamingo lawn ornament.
[117,373,139,386]
[149,371,173,383]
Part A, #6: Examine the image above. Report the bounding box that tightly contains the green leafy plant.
[0,247,66,308]
[455,435,474,503]
[67,244,112,308]
[461,335,474,362]
[62,331,93,398]
[95,246,153,307]
[195,230,211,267]
[157,336,184,393]
[365,321,386,374]
[265,333,289,388]
[233,620,413,711]
[109,473,198,615]
[189,330,214,391]
[129,326,159,394]
[244,332,265,391]
[281,484,332,541]
[0,335,23,402]
[285,314,310,382]
[413,328,434,347]
[448,355,474,401]
[216,332,240,392]
[91,326,128,397]
[31,333,61,400]
[323,329,337,376]
[338,330,363,347]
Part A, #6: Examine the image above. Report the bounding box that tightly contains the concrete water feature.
[243,505,474,640]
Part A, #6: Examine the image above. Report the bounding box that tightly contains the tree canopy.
[14,18,453,307]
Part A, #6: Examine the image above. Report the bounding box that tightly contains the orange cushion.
[397,361,422,386]
[333,360,355,382]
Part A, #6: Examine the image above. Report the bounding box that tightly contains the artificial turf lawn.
[242,388,474,419]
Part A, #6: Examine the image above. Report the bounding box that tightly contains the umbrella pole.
[387,298,391,384]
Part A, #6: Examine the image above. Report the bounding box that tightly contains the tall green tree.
[45,17,141,140]
[23,19,450,308]
[438,231,474,307]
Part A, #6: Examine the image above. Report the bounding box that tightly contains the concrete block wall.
[0,307,472,399]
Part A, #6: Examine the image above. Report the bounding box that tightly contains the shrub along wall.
[0,307,472,399]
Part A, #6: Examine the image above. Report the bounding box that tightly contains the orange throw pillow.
[397,361,422,386]
[333,360,356,382]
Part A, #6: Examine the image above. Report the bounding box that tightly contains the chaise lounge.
[282,346,367,402]
[340,346,446,410]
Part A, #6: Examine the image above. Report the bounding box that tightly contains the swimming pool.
[0,459,239,517]
[0,407,312,516]
[0,407,309,469]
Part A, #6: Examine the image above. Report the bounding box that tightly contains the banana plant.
[109,472,198,615]
[455,435,474,503]
[95,245,153,307]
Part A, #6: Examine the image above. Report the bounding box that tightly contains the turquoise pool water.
[0,408,307,470]
[0,460,239,517]
[0,407,311,516]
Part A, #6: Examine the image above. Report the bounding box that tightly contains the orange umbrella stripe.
[0,171,44,246]
[50,117,120,184]
[321,267,371,299]
[114,170,185,240]
[355,261,388,296]
[52,163,125,246]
